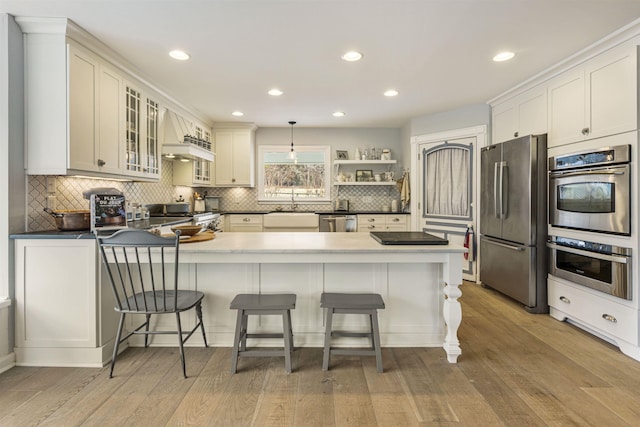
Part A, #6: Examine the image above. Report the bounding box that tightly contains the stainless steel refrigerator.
[479,134,548,313]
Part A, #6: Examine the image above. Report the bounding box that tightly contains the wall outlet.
[46,195,57,210]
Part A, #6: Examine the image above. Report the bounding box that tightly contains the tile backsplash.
[28,160,402,231]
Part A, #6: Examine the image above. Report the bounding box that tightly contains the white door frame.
[410,125,487,282]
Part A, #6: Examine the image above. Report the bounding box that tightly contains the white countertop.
[178,231,466,254]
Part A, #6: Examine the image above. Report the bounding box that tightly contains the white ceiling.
[2,0,640,128]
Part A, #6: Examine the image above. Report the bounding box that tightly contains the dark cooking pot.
[44,208,91,231]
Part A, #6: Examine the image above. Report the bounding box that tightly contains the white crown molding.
[15,16,212,126]
[488,17,640,106]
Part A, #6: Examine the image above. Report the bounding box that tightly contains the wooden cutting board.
[163,230,215,243]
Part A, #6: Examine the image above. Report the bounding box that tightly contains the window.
[258,145,331,202]
[423,141,473,218]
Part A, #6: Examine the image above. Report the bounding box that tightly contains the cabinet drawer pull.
[368,218,375,222]
[602,313,617,323]
[243,218,250,222]
[368,225,376,229]
[559,296,570,304]
[391,218,399,222]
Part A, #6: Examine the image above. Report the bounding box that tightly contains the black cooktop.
[370,232,449,245]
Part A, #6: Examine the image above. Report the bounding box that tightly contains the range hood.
[162,111,215,162]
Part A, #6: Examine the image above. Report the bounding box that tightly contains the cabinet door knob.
[514,131,519,137]
[581,127,590,135]
[97,159,106,167]
[232,178,236,183]
[602,313,617,323]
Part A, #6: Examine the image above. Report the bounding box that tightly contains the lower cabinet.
[14,238,119,367]
[357,214,408,232]
[226,214,264,232]
[548,275,639,359]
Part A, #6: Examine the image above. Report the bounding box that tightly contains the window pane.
[259,146,330,201]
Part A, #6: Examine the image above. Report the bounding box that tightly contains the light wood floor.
[2,282,640,426]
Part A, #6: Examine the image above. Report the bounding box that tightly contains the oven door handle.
[549,169,626,179]
[547,242,630,264]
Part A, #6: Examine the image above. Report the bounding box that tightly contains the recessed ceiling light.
[232,111,244,117]
[493,51,515,62]
[169,50,190,61]
[384,89,399,97]
[332,111,345,117]
[165,154,175,159]
[341,51,363,62]
[180,158,190,162]
[268,88,283,96]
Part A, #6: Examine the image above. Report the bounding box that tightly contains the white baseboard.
[0,352,16,374]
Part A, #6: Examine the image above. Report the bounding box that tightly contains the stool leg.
[371,309,383,373]
[282,309,293,373]
[322,308,334,371]
[287,308,294,350]
[231,309,244,374]
[240,311,248,352]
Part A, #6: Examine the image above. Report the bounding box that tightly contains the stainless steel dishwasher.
[318,214,357,232]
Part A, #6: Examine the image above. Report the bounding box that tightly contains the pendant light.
[288,121,297,160]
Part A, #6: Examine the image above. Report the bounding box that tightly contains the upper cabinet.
[492,87,547,144]
[548,45,638,147]
[214,125,257,187]
[68,53,161,181]
[18,17,209,181]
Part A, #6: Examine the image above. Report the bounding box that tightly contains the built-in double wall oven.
[549,144,631,236]
[548,143,633,300]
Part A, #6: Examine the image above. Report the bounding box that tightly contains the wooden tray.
[163,230,215,243]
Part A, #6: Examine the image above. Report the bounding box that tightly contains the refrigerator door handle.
[498,161,507,219]
[484,238,524,252]
[494,162,500,218]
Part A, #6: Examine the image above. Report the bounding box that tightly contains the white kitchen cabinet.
[122,83,162,180]
[357,214,408,232]
[20,19,160,181]
[491,86,547,144]
[67,44,125,176]
[548,275,639,356]
[214,126,257,187]
[548,44,638,147]
[173,127,214,187]
[226,214,263,232]
[14,238,118,367]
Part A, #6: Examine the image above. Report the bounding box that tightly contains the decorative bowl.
[171,225,202,237]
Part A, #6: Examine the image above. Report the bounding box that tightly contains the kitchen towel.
[401,171,411,211]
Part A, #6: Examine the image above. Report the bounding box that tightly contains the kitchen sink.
[263,212,319,231]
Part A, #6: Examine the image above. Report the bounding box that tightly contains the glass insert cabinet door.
[423,142,473,219]
[125,86,141,172]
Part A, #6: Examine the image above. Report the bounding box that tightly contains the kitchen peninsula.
[12,231,465,367]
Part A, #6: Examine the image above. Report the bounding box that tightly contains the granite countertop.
[10,216,192,239]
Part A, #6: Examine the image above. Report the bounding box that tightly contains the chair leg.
[144,314,151,348]
[110,313,126,378]
[231,309,244,374]
[322,308,334,371]
[196,302,208,347]
[282,309,293,373]
[371,310,383,373]
[175,312,187,378]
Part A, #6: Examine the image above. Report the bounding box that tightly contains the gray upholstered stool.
[230,293,296,374]
[320,292,385,373]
